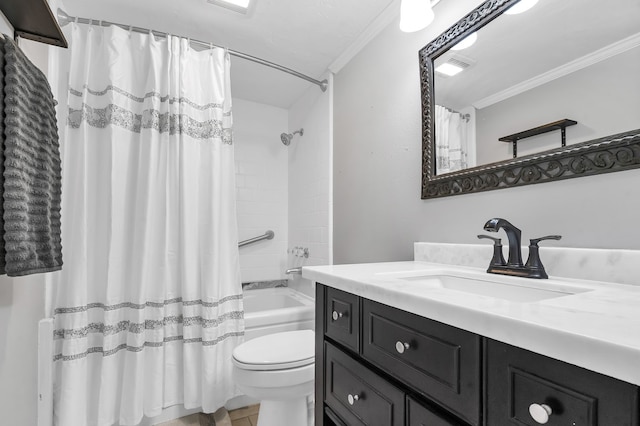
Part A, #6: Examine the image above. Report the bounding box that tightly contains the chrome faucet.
[285,267,302,275]
[479,218,561,279]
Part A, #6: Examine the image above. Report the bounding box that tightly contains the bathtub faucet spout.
[285,267,302,275]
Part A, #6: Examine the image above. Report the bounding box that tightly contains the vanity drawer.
[325,286,360,352]
[486,339,640,426]
[407,396,462,426]
[325,342,404,426]
[361,299,481,425]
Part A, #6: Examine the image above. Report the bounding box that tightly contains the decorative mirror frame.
[420,0,640,199]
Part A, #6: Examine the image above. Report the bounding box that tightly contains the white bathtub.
[242,287,315,341]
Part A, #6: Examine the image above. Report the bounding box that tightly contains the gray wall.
[333,0,640,265]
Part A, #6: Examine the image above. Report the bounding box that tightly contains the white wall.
[287,75,333,296]
[233,98,289,283]
[333,0,640,265]
[0,13,52,425]
[0,277,47,426]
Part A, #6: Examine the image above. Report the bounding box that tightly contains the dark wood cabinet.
[315,283,640,426]
[407,396,462,426]
[362,300,481,425]
[325,287,360,353]
[325,342,405,426]
[485,339,640,426]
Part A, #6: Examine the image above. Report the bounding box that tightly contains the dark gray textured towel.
[0,35,62,276]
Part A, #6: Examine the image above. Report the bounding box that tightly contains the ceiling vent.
[446,57,471,70]
[435,54,475,77]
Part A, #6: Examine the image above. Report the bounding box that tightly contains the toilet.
[232,329,315,426]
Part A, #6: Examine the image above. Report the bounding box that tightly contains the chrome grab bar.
[238,230,275,248]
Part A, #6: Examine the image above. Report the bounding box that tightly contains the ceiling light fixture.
[208,0,251,14]
[451,32,478,51]
[399,0,435,33]
[504,0,539,15]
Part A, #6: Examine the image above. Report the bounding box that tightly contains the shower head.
[280,128,304,146]
[280,133,292,146]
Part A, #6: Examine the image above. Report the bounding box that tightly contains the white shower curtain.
[435,105,469,174]
[52,23,244,426]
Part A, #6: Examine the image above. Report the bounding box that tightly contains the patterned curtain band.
[53,331,245,362]
[69,84,227,111]
[68,103,233,143]
[53,294,244,361]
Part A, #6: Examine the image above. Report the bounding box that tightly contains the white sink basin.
[400,274,592,302]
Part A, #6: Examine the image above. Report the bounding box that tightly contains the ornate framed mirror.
[420,0,640,198]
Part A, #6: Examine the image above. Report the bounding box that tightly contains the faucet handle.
[529,235,562,246]
[477,235,501,244]
[477,235,506,268]
[525,235,562,279]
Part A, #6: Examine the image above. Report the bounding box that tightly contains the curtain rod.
[56,9,328,92]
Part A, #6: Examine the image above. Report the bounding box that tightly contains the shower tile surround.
[234,99,289,283]
[233,86,331,290]
[286,80,333,297]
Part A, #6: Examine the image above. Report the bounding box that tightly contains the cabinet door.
[325,406,348,426]
[325,342,404,426]
[362,299,481,425]
[486,339,640,426]
[407,396,463,426]
[325,287,360,352]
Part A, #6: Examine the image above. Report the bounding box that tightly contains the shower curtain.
[435,105,469,174]
[51,23,244,426]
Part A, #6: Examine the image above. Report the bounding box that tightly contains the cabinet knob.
[528,403,552,424]
[347,394,360,405]
[395,341,410,354]
[332,311,344,321]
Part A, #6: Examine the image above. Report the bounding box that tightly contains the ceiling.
[61,0,397,108]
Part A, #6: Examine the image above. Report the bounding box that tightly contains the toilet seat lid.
[233,330,315,371]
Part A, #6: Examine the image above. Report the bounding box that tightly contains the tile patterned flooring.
[156,413,217,426]
[157,405,259,426]
[228,405,260,426]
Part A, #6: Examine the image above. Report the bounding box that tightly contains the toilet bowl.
[232,329,315,426]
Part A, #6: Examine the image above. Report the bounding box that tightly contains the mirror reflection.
[433,0,640,176]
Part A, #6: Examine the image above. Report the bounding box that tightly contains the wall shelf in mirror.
[499,119,577,158]
[0,0,68,47]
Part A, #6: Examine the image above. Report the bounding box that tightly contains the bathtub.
[242,286,315,341]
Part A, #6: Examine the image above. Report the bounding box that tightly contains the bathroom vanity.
[304,255,640,426]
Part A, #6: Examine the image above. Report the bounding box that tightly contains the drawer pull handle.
[529,403,552,424]
[395,341,410,354]
[347,394,360,405]
[332,311,344,321]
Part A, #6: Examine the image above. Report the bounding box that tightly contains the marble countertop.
[303,261,640,386]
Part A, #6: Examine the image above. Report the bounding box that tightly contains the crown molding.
[329,0,442,74]
[328,0,400,74]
